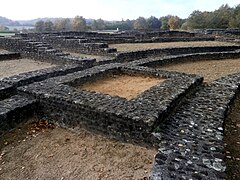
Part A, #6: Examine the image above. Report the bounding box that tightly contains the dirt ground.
[0,49,10,53]
[158,58,240,82]
[109,41,236,52]
[0,119,156,180]
[80,74,165,100]
[0,59,56,78]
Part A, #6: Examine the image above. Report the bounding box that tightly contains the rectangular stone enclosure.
[19,64,202,143]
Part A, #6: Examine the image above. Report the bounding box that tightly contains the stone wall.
[151,73,240,179]
[0,37,96,67]
[114,46,240,62]
[128,50,240,67]
[0,95,37,135]
[18,64,202,144]
[0,52,21,61]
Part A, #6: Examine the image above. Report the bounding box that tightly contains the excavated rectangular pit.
[80,74,166,100]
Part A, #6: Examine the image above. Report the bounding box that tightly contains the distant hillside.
[18,17,63,26]
[0,16,20,26]
[18,17,94,26]
[0,16,108,27]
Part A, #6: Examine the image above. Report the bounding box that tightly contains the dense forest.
[28,4,240,32]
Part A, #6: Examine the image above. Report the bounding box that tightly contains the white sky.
[1,0,239,20]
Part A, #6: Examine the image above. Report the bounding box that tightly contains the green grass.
[0,32,15,37]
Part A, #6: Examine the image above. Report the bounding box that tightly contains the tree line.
[35,4,240,32]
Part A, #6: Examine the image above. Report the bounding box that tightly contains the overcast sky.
[1,0,239,20]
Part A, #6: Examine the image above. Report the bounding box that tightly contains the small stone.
[202,158,211,168]
[213,161,226,172]
[218,127,223,131]
[207,128,213,132]
[193,156,199,160]
[215,158,223,162]
[180,130,185,133]
[190,121,195,125]
[174,163,180,170]
[178,144,184,147]
[174,158,181,162]
[187,160,193,164]
[210,147,216,151]
[216,134,223,140]
[226,156,231,159]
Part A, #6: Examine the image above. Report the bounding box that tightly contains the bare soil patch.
[0,58,56,78]
[224,96,240,180]
[158,58,240,82]
[109,41,236,52]
[80,74,166,100]
[0,119,156,180]
[0,49,9,53]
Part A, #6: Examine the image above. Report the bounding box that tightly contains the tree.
[72,16,86,31]
[125,19,133,30]
[147,16,161,29]
[44,21,54,32]
[185,4,235,30]
[35,20,45,32]
[91,20,98,30]
[91,19,106,30]
[160,16,170,30]
[96,19,106,30]
[185,10,210,29]
[105,21,133,30]
[133,17,148,30]
[168,16,181,29]
[229,4,240,28]
[54,18,71,31]
[0,26,9,31]
[209,4,233,28]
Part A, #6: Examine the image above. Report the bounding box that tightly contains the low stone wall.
[0,64,90,104]
[114,46,240,62]
[0,37,96,66]
[18,63,202,144]
[18,33,118,56]
[1,65,86,87]
[0,63,94,135]
[128,50,240,67]
[0,52,21,61]
[15,31,214,53]
[151,74,240,179]
[0,95,37,135]
[0,82,15,100]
